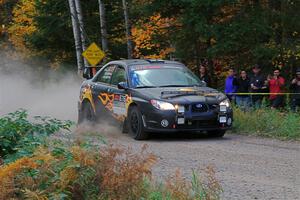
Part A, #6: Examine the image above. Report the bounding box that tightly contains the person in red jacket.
[267,69,285,109]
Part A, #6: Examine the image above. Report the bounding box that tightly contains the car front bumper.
[141,106,233,133]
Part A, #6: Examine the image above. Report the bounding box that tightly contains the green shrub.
[0,109,74,162]
[232,107,300,139]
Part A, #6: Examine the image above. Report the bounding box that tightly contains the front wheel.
[208,130,226,138]
[128,106,149,140]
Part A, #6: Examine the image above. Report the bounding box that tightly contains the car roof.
[108,59,184,68]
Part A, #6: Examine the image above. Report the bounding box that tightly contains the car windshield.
[129,65,204,88]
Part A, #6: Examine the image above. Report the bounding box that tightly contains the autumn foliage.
[0,141,222,200]
[7,0,37,57]
[132,14,176,59]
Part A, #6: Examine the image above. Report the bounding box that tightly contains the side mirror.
[117,82,128,90]
[83,68,92,79]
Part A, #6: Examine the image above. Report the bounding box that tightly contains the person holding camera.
[249,64,267,108]
[267,69,285,109]
[290,68,300,111]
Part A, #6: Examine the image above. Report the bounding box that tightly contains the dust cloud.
[75,121,124,141]
[0,54,82,121]
[0,53,125,138]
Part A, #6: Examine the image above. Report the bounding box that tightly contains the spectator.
[250,64,267,108]
[199,65,211,87]
[224,68,237,102]
[290,68,300,111]
[233,70,250,110]
[267,69,285,109]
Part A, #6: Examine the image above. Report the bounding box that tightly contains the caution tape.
[227,93,300,95]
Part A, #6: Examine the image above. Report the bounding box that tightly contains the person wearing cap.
[249,64,267,108]
[224,68,237,102]
[267,68,285,109]
[290,68,300,111]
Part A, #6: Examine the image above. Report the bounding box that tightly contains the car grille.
[182,103,218,113]
[208,104,218,110]
[177,120,218,129]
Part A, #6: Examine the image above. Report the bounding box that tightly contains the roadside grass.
[232,107,300,140]
[0,110,222,200]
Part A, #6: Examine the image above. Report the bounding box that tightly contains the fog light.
[220,105,227,112]
[219,116,227,123]
[227,118,232,126]
[175,105,185,113]
[161,119,169,127]
[177,118,185,124]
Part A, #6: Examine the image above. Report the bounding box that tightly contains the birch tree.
[68,0,83,72]
[122,0,133,59]
[98,0,108,52]
[74,0,88,68]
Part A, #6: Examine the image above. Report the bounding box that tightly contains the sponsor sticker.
[113,94,126,115]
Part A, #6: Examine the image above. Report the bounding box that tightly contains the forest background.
[0,0,299,88]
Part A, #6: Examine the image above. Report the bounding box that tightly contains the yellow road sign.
[82,43,105,67]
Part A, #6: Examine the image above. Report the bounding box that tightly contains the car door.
[109,65,128,121]
[91,64,116,120]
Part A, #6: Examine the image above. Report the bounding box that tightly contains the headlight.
[150,100,175,110]
[219,99,230,112]
[219,99,231,107]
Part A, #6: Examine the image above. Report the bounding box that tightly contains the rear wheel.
[128,106,148,140]
[208,130,226,138]
[78,102,96,124]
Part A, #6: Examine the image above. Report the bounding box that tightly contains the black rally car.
[78,59,233,140]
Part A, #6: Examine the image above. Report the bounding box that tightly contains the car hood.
[134,86,227,104]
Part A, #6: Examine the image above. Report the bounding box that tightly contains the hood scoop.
[161,90,222,99]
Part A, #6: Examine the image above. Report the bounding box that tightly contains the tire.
[128,106,149,140]
[122,118,129,134]
[78,101,96,125]
[208,130,226,138]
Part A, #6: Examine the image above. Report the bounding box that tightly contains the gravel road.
[3,57,297,199]
[99,131,300,200]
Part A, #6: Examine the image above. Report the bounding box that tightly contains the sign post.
[82,42,106,76]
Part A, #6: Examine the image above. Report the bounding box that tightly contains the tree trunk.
[280,0,287,66]
[122,0,133,59]
[195,40,200,77]
[206,38,214,87]
[74,0,88,68]
[98,0,108,53]
[68,0,84,72]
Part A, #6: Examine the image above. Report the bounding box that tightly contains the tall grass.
[232,107,300,140]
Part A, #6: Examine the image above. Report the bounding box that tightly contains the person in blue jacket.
[224,68,237,102]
